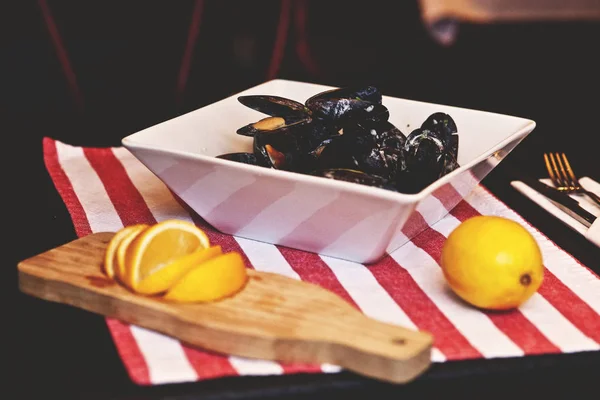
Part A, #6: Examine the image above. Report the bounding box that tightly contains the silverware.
[543,152,600,208]
[519,175,597,228]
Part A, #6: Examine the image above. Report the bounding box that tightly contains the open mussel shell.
[311,168,397,191]
[253,125,319,172]
[237,116,312,137]
[237,95,309,117]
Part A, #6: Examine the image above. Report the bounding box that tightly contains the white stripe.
[465,186,600,315]
[228,356,284,376]
[519,294,600,352]
[55,142,122,232]
[117,153,290,376]
[433,193,600,351]
[130,326,198,384]
[320,256,446,362]
[390,242,524,358]
[57,142,199,383]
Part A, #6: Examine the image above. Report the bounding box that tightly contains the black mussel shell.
[312,168,397,191]
[404,128,446,177]
[316,129,389,178]
[307,98,388,129]
[447,133,459,160]
[421,112,458,145]
[237,95,309,118]
[305,86,382,106]
[217,152,266,166]
[361,120,406,149]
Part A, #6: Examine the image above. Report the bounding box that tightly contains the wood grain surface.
[17,232,433,384]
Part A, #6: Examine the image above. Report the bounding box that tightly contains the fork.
[543,152,600,208]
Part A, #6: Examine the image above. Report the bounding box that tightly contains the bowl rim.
[122,79,537,204]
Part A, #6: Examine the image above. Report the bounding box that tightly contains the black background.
[4,1,600,399]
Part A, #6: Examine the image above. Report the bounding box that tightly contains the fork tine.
[554,152,574,189]
[560,153,580,187]
[547,152,565,188]
[543,153,560,186]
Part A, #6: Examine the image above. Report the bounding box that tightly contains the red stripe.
[405,212,561,355]
[368,256,482,360]
[83,147,157,226]
[43,138,92,237]
[278,248,359,309]
[43,140,151,384]
[182,348,238,380]
[105,319,152,385]
[448,196,600,344]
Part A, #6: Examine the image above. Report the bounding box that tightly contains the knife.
[519,176,597,228]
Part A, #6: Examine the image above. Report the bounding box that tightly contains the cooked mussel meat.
[236,95,311,137]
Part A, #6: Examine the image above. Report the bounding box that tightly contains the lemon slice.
[122,219,211,291]
[103,224,148,280]
[164,252,248,303]
[135,245,223,295]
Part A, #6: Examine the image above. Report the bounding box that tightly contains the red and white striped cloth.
[43,138,600,386]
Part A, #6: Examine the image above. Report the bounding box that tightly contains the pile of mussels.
[217,86,459,194]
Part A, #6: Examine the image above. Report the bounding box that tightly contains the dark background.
[4,1,600,399]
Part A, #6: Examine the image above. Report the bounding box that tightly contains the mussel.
[216,86,461,194]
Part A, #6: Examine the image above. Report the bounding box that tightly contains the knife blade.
[520,176,597,227]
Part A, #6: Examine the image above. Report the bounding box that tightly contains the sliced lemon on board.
[103,224,149,281]
[122,219,211,292]
[164,252,248,303]
[135,245,223,295]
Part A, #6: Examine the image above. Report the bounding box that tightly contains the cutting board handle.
[18,232,433,384]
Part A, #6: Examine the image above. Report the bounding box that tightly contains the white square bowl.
[122,79,535,264]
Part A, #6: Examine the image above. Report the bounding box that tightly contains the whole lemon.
[440,216,543,311]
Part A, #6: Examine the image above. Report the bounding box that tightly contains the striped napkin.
[43,137,600,386]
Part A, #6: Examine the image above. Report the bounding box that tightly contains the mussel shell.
[237,116,311,137]
[237,95,309,117]
[305,86,382,106]
[404,128,446,177]
[308,98,389,128]
[253,125,319,172]
[421,112,457,145]
[316,128,390,178]
[217,152,266,166]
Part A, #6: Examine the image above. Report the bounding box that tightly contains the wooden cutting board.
[17,232,433,384]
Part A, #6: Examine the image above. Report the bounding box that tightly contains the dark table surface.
[6,2,600,398]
